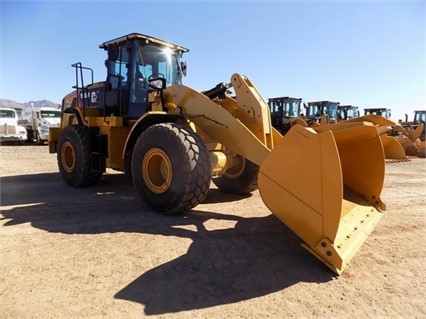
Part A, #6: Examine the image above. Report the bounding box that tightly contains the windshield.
[306,105,319,118]
[346,107,359,119]
[415,112,426,123]
[288,100,301,116]
[0,110,17,118]
[307,102,338,119]
[365,109,390,118]
[324,103,338,119]
[134,40,184,86]
[381,110,391,118]
[268,99,301,117]
[41,110,61,118]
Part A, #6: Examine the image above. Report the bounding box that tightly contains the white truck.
[0,107,28,144]
[23,107,61,144]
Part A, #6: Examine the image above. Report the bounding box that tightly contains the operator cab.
[364,108,391,119]
[414,110,426,124]
[305,101,340,123]
[268,97,303,118]
[97,33,188,118]
[267,97,303,134]
[338,105,360,121]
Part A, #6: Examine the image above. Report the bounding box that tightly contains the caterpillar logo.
[79,90,99,106]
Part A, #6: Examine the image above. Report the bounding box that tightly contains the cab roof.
[308,101,339,104]
[364,108,390,110]
[268,97,302,101]
[99,33,189,53]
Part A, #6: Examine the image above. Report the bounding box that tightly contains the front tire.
[212,155,259,195]
[131,123,211,214]
[57,125,102,187]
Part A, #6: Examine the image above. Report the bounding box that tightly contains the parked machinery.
[400,110,425,141]
[397,110,426,157]
[49,33,388,275]
[364,107,392,118]
[305,100,340,124]
[338,105,360,121]
[0,107,27,144]
[22,107,61,144]
[267,96,304,134]
[350,108,424,159]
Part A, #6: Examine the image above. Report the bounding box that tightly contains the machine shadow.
[1,172,335,314]
[201,188,252,204]
[114,209,334,315]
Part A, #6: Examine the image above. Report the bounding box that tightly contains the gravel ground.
[1,144,425,319]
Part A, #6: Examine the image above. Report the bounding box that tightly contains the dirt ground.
[1,144,425,319]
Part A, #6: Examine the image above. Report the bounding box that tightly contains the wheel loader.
[364,107,392,118]
[348,108,423,159]
[49,33,387,275]
[398,110,426,157]
[267,97,334,133]
[338,105,360,121]
[400,110,425,141]
[305,100,340,124]
[267,96,305,134]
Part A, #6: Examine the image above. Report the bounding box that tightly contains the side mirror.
[180,61,187,76]
[148,77,166,90]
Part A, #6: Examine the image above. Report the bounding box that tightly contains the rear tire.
[131,123,211,214]
[213,155,259,195]
[57,125,102,187]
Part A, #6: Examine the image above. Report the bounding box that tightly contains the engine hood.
[0,118,19,126]
[42,118,61,127]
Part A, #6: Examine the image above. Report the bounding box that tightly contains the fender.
[122,111,181,160]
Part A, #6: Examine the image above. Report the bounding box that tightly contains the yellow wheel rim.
[224,156,245,179]
[142,148,172,194]
[61,141,76,173]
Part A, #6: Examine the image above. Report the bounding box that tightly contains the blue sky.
[1,0,424,122]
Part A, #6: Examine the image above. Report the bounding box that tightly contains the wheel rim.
[61,141,76,173]
[224,156,245,179]
[142,148,172,194]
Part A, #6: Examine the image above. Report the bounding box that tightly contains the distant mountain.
[0,99,60,119]
[0,99,25,110]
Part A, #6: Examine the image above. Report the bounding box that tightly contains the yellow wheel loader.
[347,110,424,160]
[49,33,387,275]
[398,111,426,157]
[304,100,341,124]
[403,110,426,141]
[338,105,360,121]
[344,113,407,160]
[267,96,306,134]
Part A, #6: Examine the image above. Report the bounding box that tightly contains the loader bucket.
[345,114,395,127]
[394,135,420,156]
[258,123,386,274]
[345,115,407,160]
[381,135,408,160]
